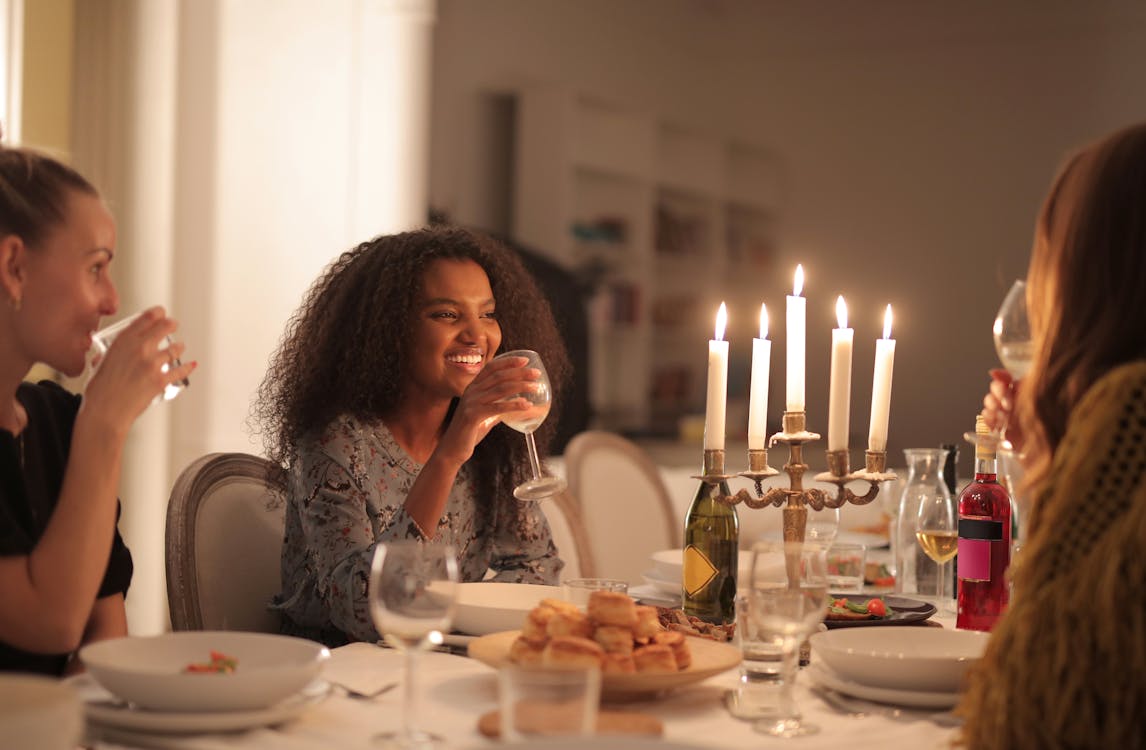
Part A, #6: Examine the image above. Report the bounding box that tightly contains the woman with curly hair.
[964,122,1146,748]
[256,226,570,645]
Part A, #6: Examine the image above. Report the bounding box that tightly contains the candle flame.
[836,296,848,329]
[759,303,769,339]
[715,302,728,341]
[793,264,804,297]
[882,304,893,339]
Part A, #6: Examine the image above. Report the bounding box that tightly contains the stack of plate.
[629,548,755,607]
[75,631,330,743]
[807,628,989,708]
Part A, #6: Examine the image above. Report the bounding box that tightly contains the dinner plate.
[451,582,563,635]
[628,583,680,608]
[824,594,937,629]
[805,661,959,709]
[649,549,753,581]
[79,678,331,734]
[468,630,740,700]
[640,569,679,596]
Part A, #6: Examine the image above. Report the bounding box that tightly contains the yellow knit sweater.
[958,361,1146,749]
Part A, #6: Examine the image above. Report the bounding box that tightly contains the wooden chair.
[563,431,680,585]
[544,488,596,579]
[165,452,286,632]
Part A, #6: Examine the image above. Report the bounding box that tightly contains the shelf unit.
[513,87,782,436]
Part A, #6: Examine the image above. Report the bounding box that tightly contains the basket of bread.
[467,590,741,699]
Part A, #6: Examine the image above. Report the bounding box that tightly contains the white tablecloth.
[88,640,959,750]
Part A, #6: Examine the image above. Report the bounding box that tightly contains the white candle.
[828,296,854,452]
[705,302,729,450]
[748,304,771,450]
[786,264,806,413]
[868,304,896,452]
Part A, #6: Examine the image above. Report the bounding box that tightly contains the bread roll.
[633,644,679,673]
[546,610,594,639]
[542,635,604,669]
[593,624,635,655]
[652,630,692,669]
[587,591,638,628]
[602,652,637,674]
[508,635,546,666]
[633,605,663,642]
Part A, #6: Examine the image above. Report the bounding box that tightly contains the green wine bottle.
[682,477,739,624]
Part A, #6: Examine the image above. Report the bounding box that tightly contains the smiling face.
[13,190,119,376]
[402,257,501,402]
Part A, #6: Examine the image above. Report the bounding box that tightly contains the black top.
[0,380,133,675]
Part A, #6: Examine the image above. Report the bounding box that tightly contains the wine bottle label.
[683,545,718,596]
[958,518,1003,582]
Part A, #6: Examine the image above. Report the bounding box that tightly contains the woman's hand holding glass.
[83,307,195,428]
[436,351,539,466]
[987,279,1031,452]
[490,349,567,501]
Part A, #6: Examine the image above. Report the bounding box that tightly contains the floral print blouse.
[272,415,562,645]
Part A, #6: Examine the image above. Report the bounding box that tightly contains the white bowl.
[451,582,562,635]
[80,631,329,712]
[0,674,83,750]
[810,627,989,693]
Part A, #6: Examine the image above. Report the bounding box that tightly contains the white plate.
[459,739,713,750]
[451,582,563,635]
[79,677,330,734]
[836,530,889,548]
[640,569,679,595]
[79,631,329,713]
[810,627,988,693]
[806,661,959,709]
[628,583,679,607]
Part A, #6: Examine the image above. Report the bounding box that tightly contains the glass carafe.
[895,448,952,597]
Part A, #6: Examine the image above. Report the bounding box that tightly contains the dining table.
[83,618,962,750]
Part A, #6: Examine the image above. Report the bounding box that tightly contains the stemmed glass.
[369,542,459,749]
[915,481,957,613]
[492,349,567,500]
[992,280,1031,449]
[746,539,829,738]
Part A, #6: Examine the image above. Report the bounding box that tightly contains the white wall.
[72,0,436,633]
[429,0,1146,472]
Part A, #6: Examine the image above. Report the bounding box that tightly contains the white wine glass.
[992,279,1031,449]
[747,539,829,738]
[369,542,459,749]
[492,349,568,501]
[915,481,957,613]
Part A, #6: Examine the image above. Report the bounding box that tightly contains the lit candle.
[828,296,853,452]
[868,304,896,452]
[748,304,771,450]
[786,265,806,413]
[704,302,729,450]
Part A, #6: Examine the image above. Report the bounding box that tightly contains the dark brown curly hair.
[254,225,571,514]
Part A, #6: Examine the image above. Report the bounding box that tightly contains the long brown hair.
[254,226,571,514]
[1018,122,1146,492]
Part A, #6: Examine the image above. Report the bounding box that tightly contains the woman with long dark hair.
[257,226,570,645]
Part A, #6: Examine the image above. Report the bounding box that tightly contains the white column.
[351,0,437,237]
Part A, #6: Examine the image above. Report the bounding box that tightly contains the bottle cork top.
[975,414,994,459]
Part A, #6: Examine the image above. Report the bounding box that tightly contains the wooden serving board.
[477,708,663,738]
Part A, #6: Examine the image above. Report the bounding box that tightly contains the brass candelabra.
[692,411,898,542]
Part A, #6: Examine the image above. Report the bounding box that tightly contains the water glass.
[498,665,600,741]
[826,543,866,594]
[725,594,788,721]
[561,578,628,608]
[90,310,188,401]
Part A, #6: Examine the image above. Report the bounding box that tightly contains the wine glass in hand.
[369,542,459,749]
[492,349,567,501]
[992,279,1031,449]
[915,483,957,613]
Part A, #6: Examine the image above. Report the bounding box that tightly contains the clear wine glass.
[992,279,1031,450]
[492,349,568,501]
[369,542,459,749]
[747,539,829,738]
[914,479,957,613]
